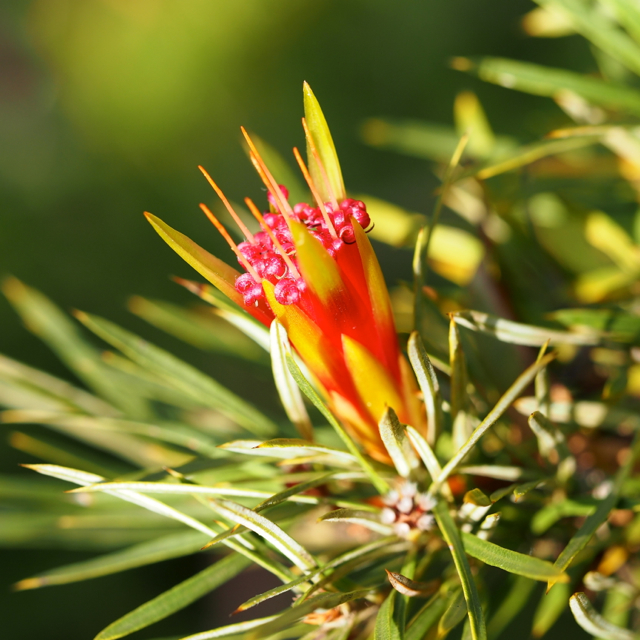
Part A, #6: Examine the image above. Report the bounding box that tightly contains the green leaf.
[94,553,250,640]
[303,82,346,203]
[456,56,640,116]
[217,440,361,472]
[458,465,528,481]
[14,531,208,590]
[270,321,313,441]
[74,311,278,438]
[438,589,468,638]
[2,278,147,418]
[452,310,599,346]
[319,508,394,536]
[284,353,389,494]
[0,353,117,416]
[535,0,640,76]
[144,214,246,308]
[461,532,568,582]
[408,332,443,446]
[601,0,640,44]
[24,465,219,538]
[235,535,400,613]
[433,502,487,640]
[361,118,515,163]
[569,592,638,640]
[379,407,416,478]
[405,426,442,480]
[463,489,492,507]
[454,90,497,158]
[128,296,266,362]
[533,581,570,637]
[2,410,220,458]
[531,498,598,534]
[206,497,316,572]
[449,315,468,427]
[375,591,403,640]
[177,614,280,640]
[486,575,536,639]
[432,354,555,492]
[176,279,272,352]
[405,595,448,640]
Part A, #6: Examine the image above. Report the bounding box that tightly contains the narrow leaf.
[452,310,599,346]
[319,508,393,536]
[177,614,279,640]
[569,592,638,640]
[129,296,265,362]
[144,214,246,313]
[536,0,640,76]
[461,532,568,583]
[432,353,556,492]
[94,553,250,640]
[379,408,415,478]
[408,332,443,446]
[486,575,536,639]
[406,595,448,640]
[533,581,570,637]
[207,498,316,572]
[434,502,487,640]
[14,531,208,590]
[375,591,402,640]
[23,465,218,538]
[449,319,468,422]
[456,56,640,116]
[2,278,146,418]
[74,312,278,437]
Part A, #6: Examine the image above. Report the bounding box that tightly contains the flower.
[145,83,425,463]
[380,480,437,537]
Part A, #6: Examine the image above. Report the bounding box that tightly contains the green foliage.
[4,5,640,638]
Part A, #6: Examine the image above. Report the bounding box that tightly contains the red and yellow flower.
[146,84,425,464]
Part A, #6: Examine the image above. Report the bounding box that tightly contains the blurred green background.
[0,0,591,638]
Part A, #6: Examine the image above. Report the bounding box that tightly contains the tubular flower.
[146,84,425,463]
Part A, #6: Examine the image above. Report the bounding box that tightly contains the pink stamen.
[244,197,301,279]
[241,127,296,220]
[292,147,338,240]
[199,203,261,282]
[274,277,302,305]
[198,166,255,243]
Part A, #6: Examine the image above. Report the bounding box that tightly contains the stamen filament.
[198,166,255,243]
[292,147,338,239]
[244,197,301,279]
[241,127,296,220]
[199,203,261,281]
[302,117,339,211]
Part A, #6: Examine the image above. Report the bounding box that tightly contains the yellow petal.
[263,281,334,384]
[145,213,242,306]
[342,334,404,424]
[303,82,346,202]
[289,220,347,308]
